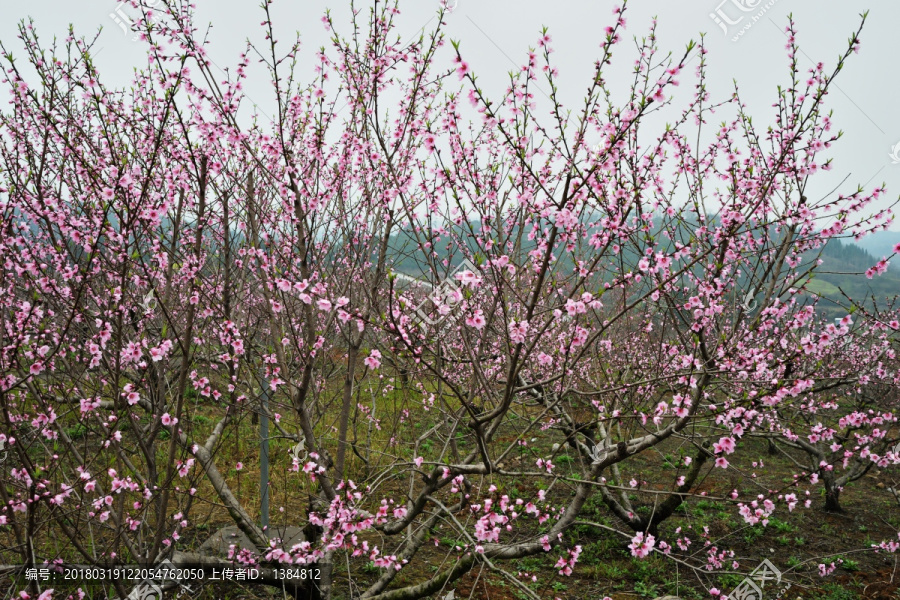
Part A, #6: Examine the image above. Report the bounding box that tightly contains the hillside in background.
[850,229,900,263]
[385,218,900,322]
[805,237,900,320]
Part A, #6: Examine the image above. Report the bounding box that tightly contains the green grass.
[804,278,841,296]
[841,559,860,572]
[813,583,860,600]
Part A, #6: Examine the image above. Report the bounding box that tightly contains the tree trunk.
[288,578,323,600]
[335,344,360,481]
[823,472,843,512]
[292,498,328,599]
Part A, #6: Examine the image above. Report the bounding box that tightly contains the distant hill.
[850,230,900,265]
[803,237,900,320]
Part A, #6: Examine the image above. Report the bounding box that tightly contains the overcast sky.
[2,0,898,229]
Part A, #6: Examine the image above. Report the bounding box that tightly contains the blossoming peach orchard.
[1,1,899,599]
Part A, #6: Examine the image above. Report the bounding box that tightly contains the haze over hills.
[850,230,900,265]
[806,236,900,319]
[385,217,900,322]
[30,209,899,322]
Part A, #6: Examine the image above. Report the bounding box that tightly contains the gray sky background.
[2,0,898,229]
